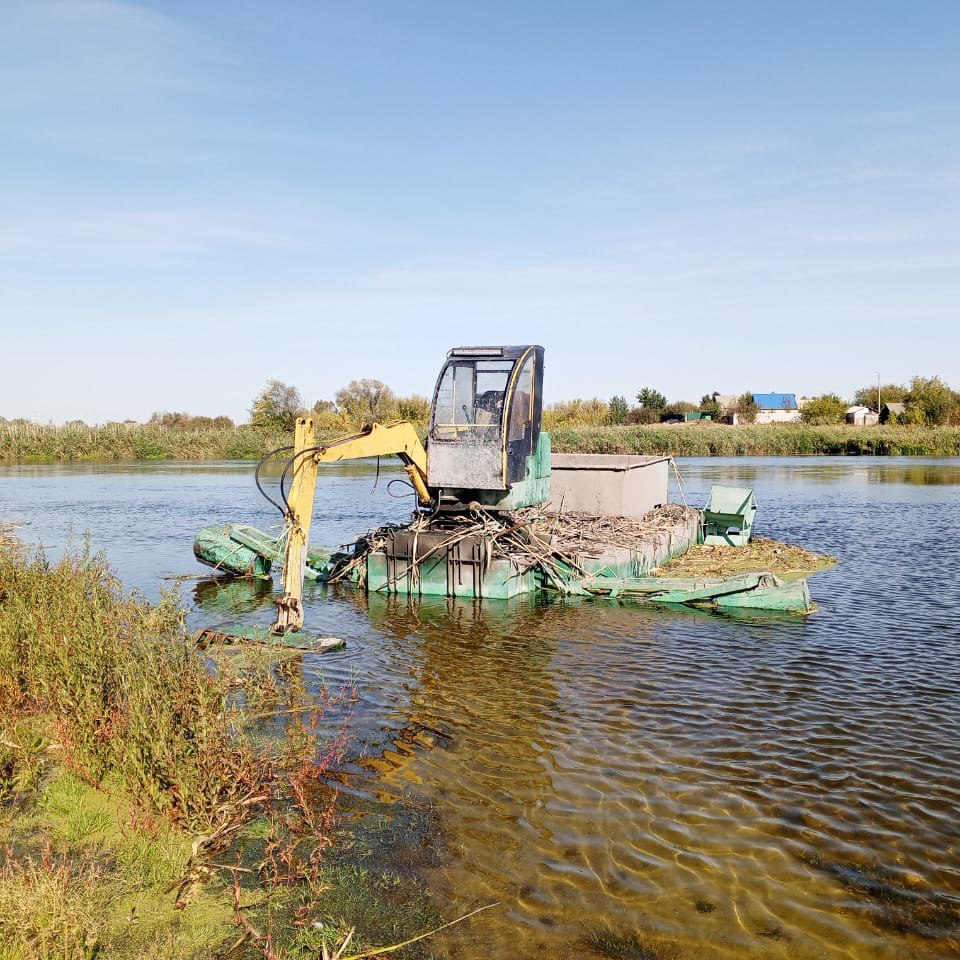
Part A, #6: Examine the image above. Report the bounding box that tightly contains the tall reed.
[5,419,959,461]
[550,424,960,457]
[0,421,287,461]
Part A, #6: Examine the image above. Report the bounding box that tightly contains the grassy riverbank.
[0,527,438,958]
[0,422,287,461]
[3,421,960,461]
[550,423,960,457]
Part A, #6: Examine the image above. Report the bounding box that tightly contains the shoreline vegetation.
[0,525,444,958]
[2,420,960,461]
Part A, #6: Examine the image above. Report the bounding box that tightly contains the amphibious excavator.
[195,345,552,637]
[194,342,813,646]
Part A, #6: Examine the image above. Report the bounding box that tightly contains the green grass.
[550,423,960,457]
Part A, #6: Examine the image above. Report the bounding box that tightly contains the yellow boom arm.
[272,419,431,633]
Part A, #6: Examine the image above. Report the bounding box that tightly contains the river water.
[1,457,959,959]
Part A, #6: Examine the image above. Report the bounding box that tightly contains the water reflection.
[681,457,960,487]
[192,575,274,615]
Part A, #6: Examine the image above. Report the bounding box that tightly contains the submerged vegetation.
[0,529,444,958]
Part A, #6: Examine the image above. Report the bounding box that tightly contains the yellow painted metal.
[271,420,431,633]
[272,416,319,633]
[312,421,431,505]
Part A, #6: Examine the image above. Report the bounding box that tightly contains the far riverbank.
[2,421,959,461]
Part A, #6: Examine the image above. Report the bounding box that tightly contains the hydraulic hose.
[255,445,295,516]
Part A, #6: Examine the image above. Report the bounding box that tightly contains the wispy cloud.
[0,0,240,163]
[0,204,415,264]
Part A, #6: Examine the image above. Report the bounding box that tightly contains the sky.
[1,0,959,423]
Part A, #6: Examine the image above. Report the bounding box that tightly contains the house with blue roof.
[752,392,801,424]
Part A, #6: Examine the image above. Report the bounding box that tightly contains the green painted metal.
[501,429,552,509]
[193,524,332,580]
[573,571,811,613]
[194,524,272,578]
[365,549,538,599]
[701,485,758,546]
[714,578,811,612]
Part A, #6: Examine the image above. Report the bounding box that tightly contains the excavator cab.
[427,345,550,510]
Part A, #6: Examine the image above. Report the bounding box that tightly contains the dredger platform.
[194,346,819,648]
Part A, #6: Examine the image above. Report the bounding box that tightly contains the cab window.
[432,360,513,436]
[506,355,535,443]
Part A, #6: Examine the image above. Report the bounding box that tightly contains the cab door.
[504,350,541,484]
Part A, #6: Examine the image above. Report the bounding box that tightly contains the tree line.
[6,373,955,434]
[795,377,958,426]
[249,378,431,433]
[549,376,960,428]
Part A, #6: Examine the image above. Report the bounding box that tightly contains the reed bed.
[0,535,447,958]
[4,420,959,461]
[0,421,288,461]
[550,423,960,457]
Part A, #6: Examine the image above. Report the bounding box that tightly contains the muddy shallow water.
[2,457,959,958]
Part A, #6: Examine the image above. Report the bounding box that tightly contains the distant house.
[710,394,740,425]
[753,393,801,424]
[846,405,879,426]
[880,402,906,424]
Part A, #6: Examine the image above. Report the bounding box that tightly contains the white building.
[846,405,879,426]
[753,393,801,424]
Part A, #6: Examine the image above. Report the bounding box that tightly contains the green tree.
[853,382,907,410]
[801,393,847,425]
[904,376,957,425]
[396,394,431,424]
[309,399,346,432]
[250,380,305,432]
[608,395,629,425]
[627,405,660,425]
[664,400,697,417]
[335,379,396,426]
[148,411,234,430]
[542,398,613,429]
[636,387,667,411]
[699,393,721,418]
[736,393,758,424]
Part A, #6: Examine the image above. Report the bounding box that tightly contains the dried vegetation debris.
[533,504,699,557]
[335,503,700,585]
[653,536,836,581]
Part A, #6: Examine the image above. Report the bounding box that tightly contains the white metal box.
[545,454,669,518]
